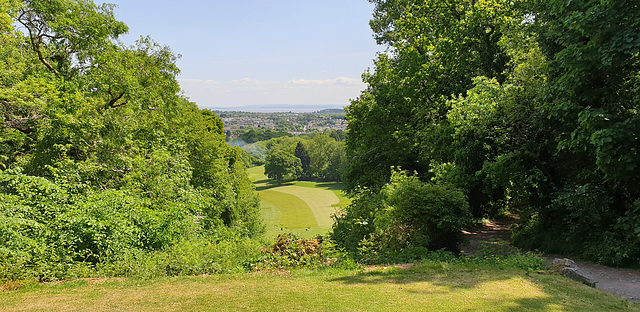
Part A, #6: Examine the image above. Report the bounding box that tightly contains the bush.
[330,189,381,252]
[330,169,472,258]
[381,170,471,251]
[252,233,325,269]
[513,186,640,267]
[98,228,262,278]
[0,169,264,281]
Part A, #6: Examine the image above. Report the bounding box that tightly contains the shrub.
[330,169,472,258]
[513,187,640,267]
[251,233,328,270]
[0,169,264,281]
[330,189,381,252]
[98,228,262,278]
[381,170,472,252]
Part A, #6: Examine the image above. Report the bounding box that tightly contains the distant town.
[215,109,347,138]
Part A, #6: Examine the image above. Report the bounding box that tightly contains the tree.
[16,0,128,77]
[507,0,640,265]
[345,0,518,205]
[264,149,302,185]
[294,141,311,179]
[306,134,345,181]
[0,0,265,280]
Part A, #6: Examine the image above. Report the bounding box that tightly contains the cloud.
[178,77,366,109]
[288,77,361,85]
[231,78,253,84]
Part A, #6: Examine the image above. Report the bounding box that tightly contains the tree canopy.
[1,0,262,280]
[340,0,640,266]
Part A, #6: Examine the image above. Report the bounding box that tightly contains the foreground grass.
[2,264,637,311]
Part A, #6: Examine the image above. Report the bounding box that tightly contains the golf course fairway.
[247,166,349,238]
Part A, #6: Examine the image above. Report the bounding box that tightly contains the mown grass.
[248,166,351,239]
[2,264,637,311]
[260,189,318,229]
[272,185,338,229]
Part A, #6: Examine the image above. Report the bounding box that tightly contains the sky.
[96,1,382,111]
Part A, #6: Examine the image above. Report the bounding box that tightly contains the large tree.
[345,0,518,214]
[264,149,302,185]
[0,0,263,280]
[508,0,640,265]
[343,0,640,265]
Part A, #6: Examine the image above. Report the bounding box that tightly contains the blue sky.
[97,1,381,110]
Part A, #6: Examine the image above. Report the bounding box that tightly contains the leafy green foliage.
[264,149,302,185]
[236,128,292,144]
[305,134,345,181]
[330,188,381,253]
[345,0,519,193]
[381,170,471,251]
[331,169,471,259]
[0,0,263,281]
[294,141,311,179]
[259,134,346,184]
[98,228,262,278]
[506,0,640,266]
[345,0,640,265]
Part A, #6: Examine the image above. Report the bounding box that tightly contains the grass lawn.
[2,264,638,311]
[247,166,351,239]
[260,189,318,229]
[272,185,338,229]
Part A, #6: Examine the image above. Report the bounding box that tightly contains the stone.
[552,258,597,287]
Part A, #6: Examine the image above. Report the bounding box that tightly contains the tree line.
[332,0,640,266]
[262,133,346,185]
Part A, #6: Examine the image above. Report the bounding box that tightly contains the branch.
[17,11,60,75]
[110,100,128,108]
[107,91,128,108]
[1,100,13,120]
[4,116,35,134]
[30,35,59,75]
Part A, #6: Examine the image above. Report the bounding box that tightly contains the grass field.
[2,264,637,311]
[247,166,350,239]
[259,189,318,229]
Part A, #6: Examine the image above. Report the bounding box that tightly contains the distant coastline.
[201,104,346,113]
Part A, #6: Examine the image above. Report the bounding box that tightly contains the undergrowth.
[0,231,547,290]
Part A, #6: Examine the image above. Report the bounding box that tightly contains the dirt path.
[566,258,640,303]
[460,216,640,304]
[459,216,515,255]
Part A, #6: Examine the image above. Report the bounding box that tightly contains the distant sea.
[202,104,346,113]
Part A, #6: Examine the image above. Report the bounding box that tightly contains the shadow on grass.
[255,180,295,191]
[328,264,638,311]
[255,179,345,193]
[313,182,344,191]
[330,264,508,289]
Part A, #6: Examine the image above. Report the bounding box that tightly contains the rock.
[552,258,597,287]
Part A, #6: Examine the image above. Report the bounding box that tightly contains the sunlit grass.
[2,265,637,312]
[247,165,267,183]
[248,166,352,239]
[273,185,338,229]
[260,189,318,229]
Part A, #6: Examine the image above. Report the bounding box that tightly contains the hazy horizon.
[203,104,347,113]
